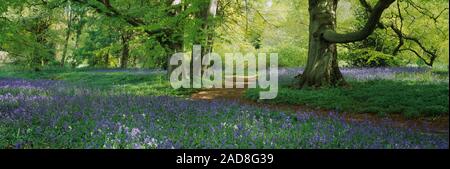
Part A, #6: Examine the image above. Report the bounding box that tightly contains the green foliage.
[340,49,404,67]
[345,0,449,66]
[272,45,308,67]
[0,3,58,68]
[2,0,449,69]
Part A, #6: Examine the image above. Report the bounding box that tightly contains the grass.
[246,69,449,118]
[0,66,195,96]
[2,66,448,118]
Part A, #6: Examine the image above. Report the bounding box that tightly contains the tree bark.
[297,0,345,88]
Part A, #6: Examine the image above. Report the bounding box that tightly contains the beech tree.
[297,0,395,88]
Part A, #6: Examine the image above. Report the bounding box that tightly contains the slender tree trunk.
[34,19,51,68]
[297,0,345,88]
[167,41,182,77]
[104,51,109,67]
[166,0,184,77]
[132,54,137,67]
[189,0,217,82]
[188,3,207,85]
[120,31,131,69]
[202,0,218,55]
[71,12,85,68]
[74,11,85,51]
[61,4,73,67]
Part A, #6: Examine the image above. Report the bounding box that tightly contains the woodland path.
[190,75,449,134]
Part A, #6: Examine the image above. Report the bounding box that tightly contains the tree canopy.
[0,0,448,70]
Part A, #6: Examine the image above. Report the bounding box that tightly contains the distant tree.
[61,0,75,67]
[120,30,132,69]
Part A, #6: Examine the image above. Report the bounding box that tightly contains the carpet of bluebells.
[0,76,448,149]
[278,67,440,84]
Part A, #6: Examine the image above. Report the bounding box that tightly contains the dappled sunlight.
[0,0,448,151]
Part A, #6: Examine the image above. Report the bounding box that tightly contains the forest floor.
[1,67,448,148]
[190,75,449,134]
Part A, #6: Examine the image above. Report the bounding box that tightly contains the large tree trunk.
[297,0,345,88]
[297,0,395,88]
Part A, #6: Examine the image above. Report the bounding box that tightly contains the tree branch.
[358,0,440,66]
[322,0,395,43]
[70,0,165,35]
